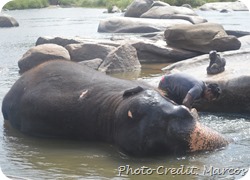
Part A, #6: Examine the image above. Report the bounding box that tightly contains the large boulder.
[0,14,19,27]
[18,44,70,73]
[98,43,141,73]
[130,39,199,63]
[162,48,250,114]
[124,0,154,17]
[164,22,241,53]
[98,16,191,33]
[142,5,197,16]
[65,43,116,62]
[140,6,207,24]
[199,2,248,11]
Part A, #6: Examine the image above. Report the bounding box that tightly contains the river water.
[0,8,250,180]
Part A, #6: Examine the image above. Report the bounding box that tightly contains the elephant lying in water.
[2,60,229,156]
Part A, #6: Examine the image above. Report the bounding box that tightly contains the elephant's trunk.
[189,109,230,152]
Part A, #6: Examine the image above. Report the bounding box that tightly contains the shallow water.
[0,8,250,179]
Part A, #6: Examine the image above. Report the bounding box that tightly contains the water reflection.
[2,112,250,179]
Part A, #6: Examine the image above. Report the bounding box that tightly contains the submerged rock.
[0,14,19,27]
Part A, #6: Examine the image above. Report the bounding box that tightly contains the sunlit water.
[0,8,250,179]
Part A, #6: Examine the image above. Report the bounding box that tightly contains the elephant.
[2,60,230,156]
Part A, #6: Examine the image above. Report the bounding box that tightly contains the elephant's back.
[2,60,147,139]
[23,60,138,92]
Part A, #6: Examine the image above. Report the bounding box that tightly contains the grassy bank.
[3,0,133,10]
[3,0,236,10]
[3,0,49,10]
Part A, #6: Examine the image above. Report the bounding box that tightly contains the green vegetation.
[3,0,49,10]
[3,0,237,10]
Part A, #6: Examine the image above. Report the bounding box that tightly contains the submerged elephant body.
[2,60,229,156]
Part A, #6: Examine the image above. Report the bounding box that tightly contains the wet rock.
[220,9,230,13]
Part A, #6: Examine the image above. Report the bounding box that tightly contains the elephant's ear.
[123,86,144,98]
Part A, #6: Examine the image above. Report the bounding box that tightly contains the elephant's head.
[114,86,230,156]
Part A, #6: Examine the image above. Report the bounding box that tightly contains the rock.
[162,48,250,114]
[182,4,192,9]
[98,16,191,33]
[124,0,154,17]
[36,36,83,47]
[151,1,170,7]
[220,9,230,13]
[109,5,121,13]
[225,30,250,38]
[130,39,199,63]
[35,36,200,63]
[36,36,121,47]
[0,14,19,27]
[140,6,207,24]
[199,2,248,11]
[98,43,141,73]
[18,44,70,73]
[164,22,241,53]
[142,5,197,17]
[79,58,103,70]
[65,43,116,62]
